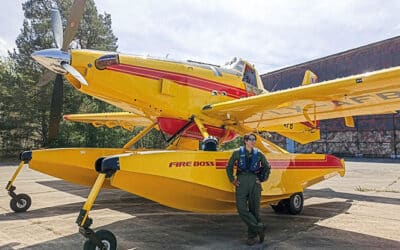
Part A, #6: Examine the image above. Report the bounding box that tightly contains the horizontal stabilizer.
[260,122,320,144]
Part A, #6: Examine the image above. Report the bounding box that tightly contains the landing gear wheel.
[286,192,303,215]
[10,193,31,213]
[270,200,287,213]
[83,229,117,250]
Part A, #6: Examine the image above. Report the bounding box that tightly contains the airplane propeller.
[61,62,88,85]
[61,0,86,51]
[51,4,63,49]
[33,0,87,86]
[31,0,87,141]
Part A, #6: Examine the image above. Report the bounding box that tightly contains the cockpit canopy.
[223,57,265,95]
[222,57,245,73]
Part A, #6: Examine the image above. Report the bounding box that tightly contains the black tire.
[10,193,31,213]
[287,192,303,215]
[270,200,287,213]
[83,229,117,250]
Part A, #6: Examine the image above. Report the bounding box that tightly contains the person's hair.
[243,133,257,143]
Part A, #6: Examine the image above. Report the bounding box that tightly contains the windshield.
[222,57,245,73]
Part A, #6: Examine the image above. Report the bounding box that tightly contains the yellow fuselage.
[67,50,248,128]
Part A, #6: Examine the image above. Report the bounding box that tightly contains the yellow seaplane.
[5,1,400,249]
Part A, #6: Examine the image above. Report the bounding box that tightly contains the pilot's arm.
[258,153,271,182]
[226,150,239,186]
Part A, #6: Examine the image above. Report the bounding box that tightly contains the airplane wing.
[63,112,154,131]
[203,66,400,128]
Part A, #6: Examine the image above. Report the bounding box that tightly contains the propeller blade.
[51,5,63,49]
[48,74,64,141]
[61,62,88,86]
[62,0,86,51]
[38,69,57,87]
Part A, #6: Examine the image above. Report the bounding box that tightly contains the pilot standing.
[226,133,271,246]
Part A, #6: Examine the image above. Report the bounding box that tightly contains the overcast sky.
[1,0,400,73]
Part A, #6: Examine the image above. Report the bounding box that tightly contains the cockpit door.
[242,64,264,96]
[243,64,257,87]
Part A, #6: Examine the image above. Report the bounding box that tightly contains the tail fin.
[260,122,320,144]
[302,70,318,85]
[259,70,320,144]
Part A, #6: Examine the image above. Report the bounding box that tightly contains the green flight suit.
[226,147,270,238]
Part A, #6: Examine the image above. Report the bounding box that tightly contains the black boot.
[258,224,266,243]
[246,237,257,246]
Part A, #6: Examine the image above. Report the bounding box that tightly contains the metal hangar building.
[261,36,400,158]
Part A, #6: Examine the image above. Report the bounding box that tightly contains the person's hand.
[232,179,240,187]
[256,178,263,191]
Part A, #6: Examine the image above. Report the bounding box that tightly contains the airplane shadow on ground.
[1,180,399,249]
[0,182,178,221]
[3,179,400,222]
[304,188,400,205]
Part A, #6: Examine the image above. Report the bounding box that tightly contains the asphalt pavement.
[0,158,399,249]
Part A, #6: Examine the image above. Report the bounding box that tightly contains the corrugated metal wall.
[261,36,400,158]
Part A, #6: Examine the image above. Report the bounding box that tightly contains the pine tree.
[0,0,133,158]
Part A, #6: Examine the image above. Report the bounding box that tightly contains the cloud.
[0,38,12,58]
[94,0,400,73]
[3,0,400,73]
[0,0,24,58]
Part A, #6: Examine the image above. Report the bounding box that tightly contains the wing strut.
[193,117,210,138]
[123,121,158,149]
[303,104,318,128]
[193,116,218,151]
[165,119,194,144]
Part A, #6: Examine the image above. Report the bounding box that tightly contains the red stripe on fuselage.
[215,155,343,170]
[216,161,227,167]
[106,64,248,99]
